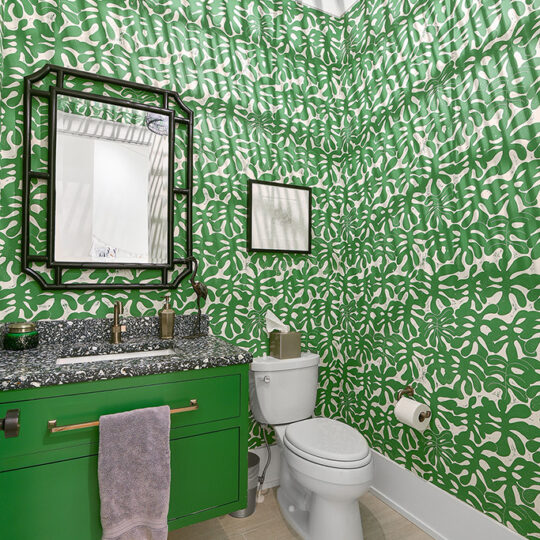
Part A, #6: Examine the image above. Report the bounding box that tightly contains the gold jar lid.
[7,322,36,333]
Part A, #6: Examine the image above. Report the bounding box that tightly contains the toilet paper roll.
[395,397,431,432]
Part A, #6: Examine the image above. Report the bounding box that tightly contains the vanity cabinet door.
[0,455,101,540]
[168,427,242,526]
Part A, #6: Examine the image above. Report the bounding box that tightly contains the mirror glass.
[54,94,170,265]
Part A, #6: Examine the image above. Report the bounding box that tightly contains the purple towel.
[98,406,171,540]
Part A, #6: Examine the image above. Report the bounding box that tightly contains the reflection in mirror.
[55,95,169,265]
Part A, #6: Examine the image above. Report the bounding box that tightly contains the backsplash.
[0,314,209,347]
[338,0,539,537]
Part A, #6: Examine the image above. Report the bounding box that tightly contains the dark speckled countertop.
[0,315,252,391]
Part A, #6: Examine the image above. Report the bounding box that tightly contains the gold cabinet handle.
[47,399,198,433]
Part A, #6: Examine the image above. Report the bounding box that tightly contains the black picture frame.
[22,64,194,290]
[247,180,312,254]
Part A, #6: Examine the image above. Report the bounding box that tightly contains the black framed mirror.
[22,64,194,290]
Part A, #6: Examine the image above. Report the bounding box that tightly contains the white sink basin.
[56,348,176,366]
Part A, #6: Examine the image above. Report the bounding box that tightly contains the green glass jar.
[3,322,39,351]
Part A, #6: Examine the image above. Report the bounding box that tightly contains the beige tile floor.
[169,488,434,540]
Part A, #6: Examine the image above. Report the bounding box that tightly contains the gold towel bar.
[47,399,199,433]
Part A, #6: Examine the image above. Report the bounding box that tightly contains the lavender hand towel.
[98,406,171,540]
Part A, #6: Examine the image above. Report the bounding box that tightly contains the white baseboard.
[250,444,281,489]
[370,450,525,540]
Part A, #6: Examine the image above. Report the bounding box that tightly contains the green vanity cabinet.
[0,364,249,540]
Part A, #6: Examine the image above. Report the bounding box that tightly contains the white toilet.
[250,352,373,540]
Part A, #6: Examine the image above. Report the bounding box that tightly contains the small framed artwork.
[247,180,312,254]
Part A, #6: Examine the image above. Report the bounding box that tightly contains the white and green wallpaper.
[0,0,538,537]
[338,0,539,537]
[0,0,346,476]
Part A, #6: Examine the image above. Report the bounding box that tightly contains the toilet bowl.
[250,353,373,540]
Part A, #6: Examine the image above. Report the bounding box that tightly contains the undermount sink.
[56,349,177,366]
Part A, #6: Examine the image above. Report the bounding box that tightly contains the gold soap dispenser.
[159,296,175,339]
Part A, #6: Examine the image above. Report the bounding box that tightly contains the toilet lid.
[284,418,369,463]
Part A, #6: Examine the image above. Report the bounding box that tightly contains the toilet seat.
[284,418,371,469]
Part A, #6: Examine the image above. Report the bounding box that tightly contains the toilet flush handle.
[263,376,271,383]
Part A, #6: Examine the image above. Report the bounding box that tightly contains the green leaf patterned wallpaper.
[0,0,346,468]
[339,0,539,537]
[0,1,538,537]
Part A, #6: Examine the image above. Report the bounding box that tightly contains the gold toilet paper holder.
[397,385,432,422]
[397,385,415,400]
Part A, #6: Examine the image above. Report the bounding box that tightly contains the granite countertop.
[0,315,252,392]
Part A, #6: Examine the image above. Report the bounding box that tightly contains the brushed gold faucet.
[110,301,126,344]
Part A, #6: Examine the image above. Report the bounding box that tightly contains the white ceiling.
[296,0,361,18]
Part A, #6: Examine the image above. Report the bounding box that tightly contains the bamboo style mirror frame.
[22,64,194,290]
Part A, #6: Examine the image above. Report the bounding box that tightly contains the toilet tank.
[249,352,320,425]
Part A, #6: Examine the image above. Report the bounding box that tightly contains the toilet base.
[277,486,309,539]
[277,486,364,540]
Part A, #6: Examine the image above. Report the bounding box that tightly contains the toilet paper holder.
[397,385,415,400]
[397,385,432,422]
